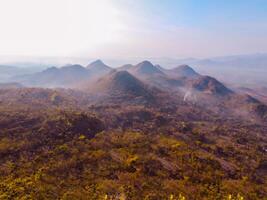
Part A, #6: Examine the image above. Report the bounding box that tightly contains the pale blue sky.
[0,0,266,58]
[138,0,267,26]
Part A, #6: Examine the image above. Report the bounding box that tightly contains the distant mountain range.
[8,59,264,100]
[13,60,113,88]
[0,65,45,82]
[183,53,267,87]
[12,60,201,88]
[1,53,266,88]
[0,57,265,122]
[14,64,90,87]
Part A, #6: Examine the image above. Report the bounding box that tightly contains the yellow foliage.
[79,135,86,140]
[126,155,139,166]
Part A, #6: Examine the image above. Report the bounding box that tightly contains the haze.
[1,0,267,59]
[1,1,267,199]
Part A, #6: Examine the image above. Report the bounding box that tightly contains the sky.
[0,0,267,59]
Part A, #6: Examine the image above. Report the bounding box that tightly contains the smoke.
[183,89,198,103]
[177,86,199,104]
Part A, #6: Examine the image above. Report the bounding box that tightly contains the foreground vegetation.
[0,105,266,199]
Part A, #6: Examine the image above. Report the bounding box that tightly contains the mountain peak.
[87,70,154,101]
[43,66,58,72]
[89,59,105,66]
[101,70,141,89]
[176,64,192,70]
[86,59,112,75]
[61,64,85,70]
[171,64,199,77]
[87,59,109,68]
[132,61,164,76]
[191,76,233,96]
[139,60,153,66]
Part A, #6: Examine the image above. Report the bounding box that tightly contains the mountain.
[168,65,199,78]
[16,64,91,88]
[86,59,112,76]
[186,54,267,88]
[88,70,149,95]
[0,65,25,75]
[0,65,42,82]
[116,62,233,97]
[182,75,267,121]
[210,53,267,69]
[87,70,155,103]
[154,64,166,72]
[189,76,233,96]
[5,59,266,121]
[236,87,267,104]
[129,61,165,77]
[141,53,267,88]
[117,64,134,71]
[115,61,169,90]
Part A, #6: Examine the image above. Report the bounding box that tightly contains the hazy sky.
[0,0,267,59]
